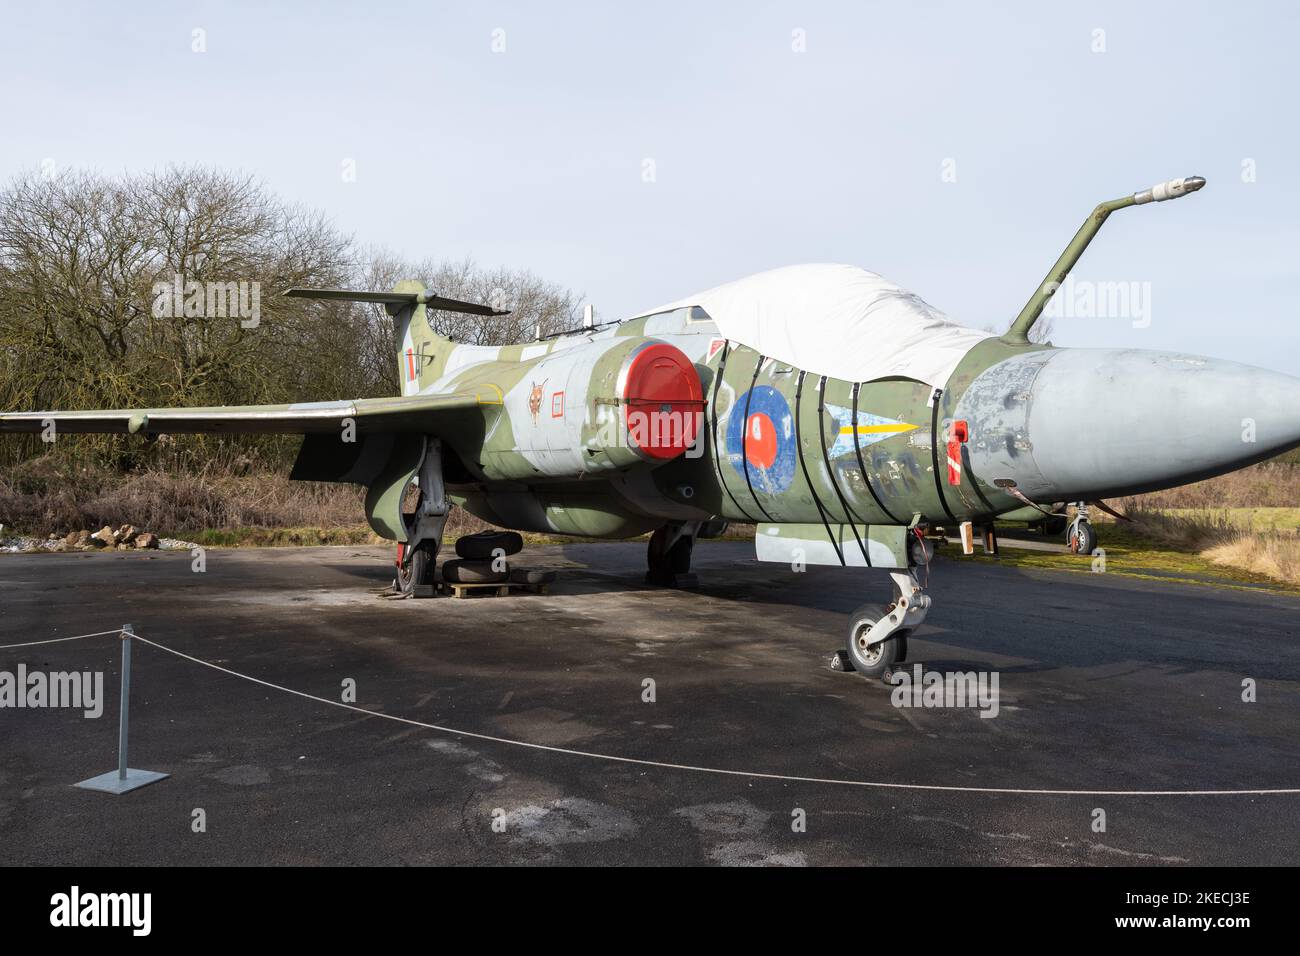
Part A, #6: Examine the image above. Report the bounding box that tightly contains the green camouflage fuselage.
[404,303,1043,541]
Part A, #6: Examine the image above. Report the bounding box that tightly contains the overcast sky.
[3,1,1298,373]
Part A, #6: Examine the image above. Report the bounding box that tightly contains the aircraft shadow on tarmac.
[291,539,1300,679]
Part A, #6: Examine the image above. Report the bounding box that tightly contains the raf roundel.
[726,386,796,495]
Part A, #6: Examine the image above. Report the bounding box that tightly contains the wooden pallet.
[438,580,550,599]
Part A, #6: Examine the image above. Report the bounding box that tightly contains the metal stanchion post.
[75,624,170,794]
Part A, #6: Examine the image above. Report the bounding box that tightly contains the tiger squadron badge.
[527,379,547,424]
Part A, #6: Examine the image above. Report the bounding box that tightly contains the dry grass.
[0,455,759,546]
[1098,457,1300,587]
[0,456,506,541]
[1110,501,1300,588]
[1127,460,1300,510]
[0,458,365,537]
[1110,503,1238,552]
[1202,535,1300,586]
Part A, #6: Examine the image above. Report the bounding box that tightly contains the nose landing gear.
[845,569,931,680]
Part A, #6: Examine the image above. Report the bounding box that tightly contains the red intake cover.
[622,343,704,460]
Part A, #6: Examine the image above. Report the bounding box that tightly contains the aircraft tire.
[648,526,695,571]
[1067,519,1097,555]
[455,531,524,560]
[442,559,508,584]
[396,542,436,594]
[845,603,905,680]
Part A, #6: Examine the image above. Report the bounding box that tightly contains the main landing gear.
[394,438,450,598]
[645,520,702,588]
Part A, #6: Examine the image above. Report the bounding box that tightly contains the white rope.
[131,634,1300,799]
[0,628,124,650]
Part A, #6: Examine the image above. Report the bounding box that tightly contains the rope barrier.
[0,628,125,650]
[127,633,1300,799]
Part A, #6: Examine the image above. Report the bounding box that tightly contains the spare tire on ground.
[441,559,508,584]
[508,568,557,586]
[454,531,524,560]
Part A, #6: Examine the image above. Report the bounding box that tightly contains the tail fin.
[283,282,510,396]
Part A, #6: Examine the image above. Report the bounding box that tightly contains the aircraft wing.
[0,389,502,436]
[0,388,506,541]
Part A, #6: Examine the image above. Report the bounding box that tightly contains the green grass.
[986,522,1300,593]
[1160,507,1300,531]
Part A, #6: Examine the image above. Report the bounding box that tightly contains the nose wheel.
[844,570,930,682]
[846,605,907,678]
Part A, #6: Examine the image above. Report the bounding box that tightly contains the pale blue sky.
[3,1,1298,372]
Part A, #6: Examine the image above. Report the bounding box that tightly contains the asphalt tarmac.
[1,541,1297,866]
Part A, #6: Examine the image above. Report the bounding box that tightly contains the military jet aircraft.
[6,175,1300,679]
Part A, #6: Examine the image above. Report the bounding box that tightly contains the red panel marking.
[947,442,962,485]
[552,391,565,418]
[406,348,416,382]
[947,420,968,485]
[621,343,705,461]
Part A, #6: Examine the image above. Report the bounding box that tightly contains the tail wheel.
[845,603,906,680]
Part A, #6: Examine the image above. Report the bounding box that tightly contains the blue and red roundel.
[726,386,796,495]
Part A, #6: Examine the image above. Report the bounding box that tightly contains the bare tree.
[0,167,583,471]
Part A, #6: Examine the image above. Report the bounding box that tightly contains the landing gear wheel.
[1067,518,1097,555]
[845,603,907,680]
[646,525,695,587]
[396,541,436,595]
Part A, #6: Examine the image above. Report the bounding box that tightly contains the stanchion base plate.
[74,769,169,794]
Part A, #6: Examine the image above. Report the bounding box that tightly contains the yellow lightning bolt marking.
[839,423,918,437]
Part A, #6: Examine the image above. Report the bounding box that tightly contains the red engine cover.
[621,343,704,460]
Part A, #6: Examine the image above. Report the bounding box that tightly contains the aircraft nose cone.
[959,348,1300,503]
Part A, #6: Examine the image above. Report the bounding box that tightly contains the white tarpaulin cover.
[637,264,993,388]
